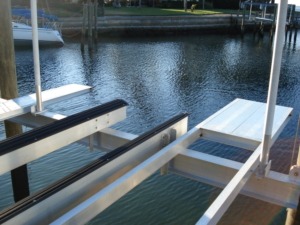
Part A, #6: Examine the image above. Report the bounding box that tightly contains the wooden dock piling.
[81,3,87,50]
[81,0,98,51]
[0,0,30,202]
[94,2,98,39]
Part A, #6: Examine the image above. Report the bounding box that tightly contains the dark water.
[0,33,300,224]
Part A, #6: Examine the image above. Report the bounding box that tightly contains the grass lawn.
[103,7,237,16]
[11,0,237,17]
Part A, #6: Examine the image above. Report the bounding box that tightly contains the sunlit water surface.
[1,34,300,224]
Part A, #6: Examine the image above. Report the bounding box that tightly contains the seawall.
[60,14,247,37]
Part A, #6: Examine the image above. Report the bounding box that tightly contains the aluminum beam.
[197,145,261,225]
[0,105,127,175]
[51,123,203,225]
[170,149,300,209]
[0,84,91,121]
[1,116,188,225]
[10,112,137,151]
[51,147,186,225]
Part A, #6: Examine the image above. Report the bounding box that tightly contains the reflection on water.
[0,33,300,224]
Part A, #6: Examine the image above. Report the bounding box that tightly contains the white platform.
[199,98,293,150]
[0,84,91,121]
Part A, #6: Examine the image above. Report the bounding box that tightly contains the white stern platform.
[199,98,293,150]
[0,84,91,121]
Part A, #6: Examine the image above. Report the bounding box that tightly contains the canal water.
[0,33,300,224]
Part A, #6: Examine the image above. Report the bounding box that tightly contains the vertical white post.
[249,0,253,20]
[259,0,288,176]
[30,0,43,112]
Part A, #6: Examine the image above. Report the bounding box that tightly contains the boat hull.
[13,23,64,47]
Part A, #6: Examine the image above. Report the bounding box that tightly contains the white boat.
[12,22,64,46]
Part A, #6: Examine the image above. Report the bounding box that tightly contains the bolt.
[294,172,298,177]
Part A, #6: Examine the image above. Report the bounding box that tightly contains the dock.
[0,0,299,224]
[0,88,297,224]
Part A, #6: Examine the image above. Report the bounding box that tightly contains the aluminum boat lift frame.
[0,0,299,225]
[0,94,297,225]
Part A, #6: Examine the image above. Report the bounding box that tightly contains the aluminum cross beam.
[0,115,188,225]
[9,112,137,151]
[170,149,300,209]
[196,145,261,225]
[51,123,202,225]
[0,100,127,175]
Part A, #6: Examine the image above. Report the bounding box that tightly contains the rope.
[290,115,300,167]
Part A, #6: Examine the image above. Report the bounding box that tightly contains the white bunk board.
[0,84,91,121]
[200,98,293,150]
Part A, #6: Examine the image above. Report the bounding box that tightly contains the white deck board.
[0,84,91,121]
[200,98,293,149]
[201,99,264,134]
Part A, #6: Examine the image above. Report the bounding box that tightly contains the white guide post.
[30,0,43,112]
[259,0,288,176]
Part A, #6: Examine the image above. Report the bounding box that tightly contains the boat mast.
[259,0,288,176]
[30,0,43,112]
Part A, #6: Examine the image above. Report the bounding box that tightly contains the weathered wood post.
[294,26,298,43]
[241,4,245,37]
[81,3,87,50]
[87,0,94,50]
[94,1,98,40]
[270,4,277,41]
[98,0,104,16]
[289,25,293,43]
[0,0,30,202]
[88,0,93,38]
[286,24,289,42]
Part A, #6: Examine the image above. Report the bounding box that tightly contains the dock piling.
[0,0,30,202]
[81,3,87,50]
[81,0,98,51]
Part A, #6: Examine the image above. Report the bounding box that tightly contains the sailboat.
[12,8,64,46]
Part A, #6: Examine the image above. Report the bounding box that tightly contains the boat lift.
[0,94,296,225]
[0,0,299,224]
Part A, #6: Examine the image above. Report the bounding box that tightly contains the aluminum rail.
[259,0,288,176]
[0,113,188,225]
[197,145,262,225]
[0,99,128,175]
[30,0,43,112]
